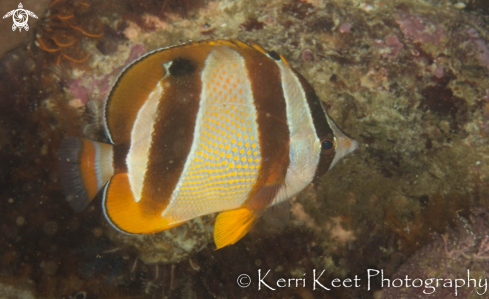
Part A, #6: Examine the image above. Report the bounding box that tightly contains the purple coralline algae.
[466,27,489,68]
[374,35,405,58]
[396,12,445,44]
[68,43,146,105]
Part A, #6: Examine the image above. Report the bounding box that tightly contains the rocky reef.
[1,0,489,298]
[380,209,489,299]
[105,215,215,264]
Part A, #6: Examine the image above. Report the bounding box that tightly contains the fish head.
[313,104,359,179]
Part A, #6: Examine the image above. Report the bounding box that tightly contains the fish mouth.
[325,114,359,170]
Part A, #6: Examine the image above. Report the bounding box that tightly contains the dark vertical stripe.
[113,143,129,174]
[141,54,206,213]
[295,71,335,180]
[105,49,169,144]
[104,42,222,215]
[237,43,290,205]
[105,42,223,145]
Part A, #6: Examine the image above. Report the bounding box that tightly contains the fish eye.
[321,138,335,152]
[313,138,336,155]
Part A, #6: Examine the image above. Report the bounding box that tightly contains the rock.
[105,215,215,264]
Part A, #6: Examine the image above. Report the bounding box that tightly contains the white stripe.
[103,42,196,143]
[93,142,114,190]
[93,142,103,187]
[126,82,163,202]
[273,59,320,205]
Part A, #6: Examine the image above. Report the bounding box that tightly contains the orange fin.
[57,137,114,212]
[249,41,268,54]
[214,208,258,249]
[103,173,185,234]
[213,181,286,249]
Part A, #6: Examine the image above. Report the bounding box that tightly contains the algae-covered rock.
[380,210,489,299]
[105,215,214,264]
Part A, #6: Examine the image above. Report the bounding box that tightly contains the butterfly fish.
[57,40,359,249]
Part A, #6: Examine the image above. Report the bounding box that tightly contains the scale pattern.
[163,47,261,221]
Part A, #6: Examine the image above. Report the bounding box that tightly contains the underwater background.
[1,0,489,298]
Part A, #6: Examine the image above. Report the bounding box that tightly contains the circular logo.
[237,274,251,288]
[13,9,28,27]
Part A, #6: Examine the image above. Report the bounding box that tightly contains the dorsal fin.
[104,40,246,144]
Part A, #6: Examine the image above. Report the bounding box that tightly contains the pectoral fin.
[262,199,290,229]
[247,182,284,211]
[214,208,258,249]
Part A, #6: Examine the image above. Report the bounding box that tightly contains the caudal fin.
[57,137,114,212]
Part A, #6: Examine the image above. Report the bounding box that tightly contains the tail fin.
[57,137,114,212]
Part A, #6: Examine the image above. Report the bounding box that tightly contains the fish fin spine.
[57,136,114,212]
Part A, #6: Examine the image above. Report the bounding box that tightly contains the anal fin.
[214,208,258,249]
[104,173,185,234]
